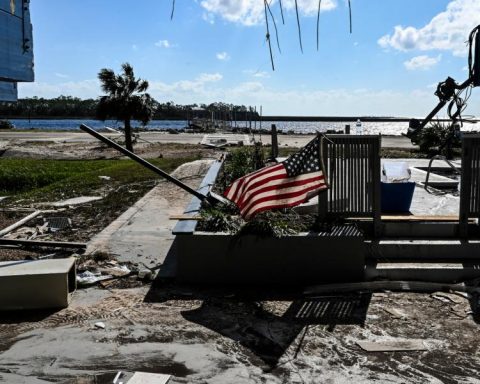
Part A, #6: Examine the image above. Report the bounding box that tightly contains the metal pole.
[80,124,211,202]
[271,124,278,159]
[260,106,262,130]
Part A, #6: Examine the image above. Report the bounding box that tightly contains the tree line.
[0,96,260,120]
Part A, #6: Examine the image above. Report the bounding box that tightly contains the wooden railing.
[319,135,382,237]
[459,134,480,238]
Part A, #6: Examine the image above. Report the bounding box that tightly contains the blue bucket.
[381,182,416,213]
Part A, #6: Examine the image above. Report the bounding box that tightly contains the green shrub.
[412,121,460,157]
[0,120,14,129]
[221,144,265,188]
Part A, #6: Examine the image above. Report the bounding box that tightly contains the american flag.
[224,136,328,220]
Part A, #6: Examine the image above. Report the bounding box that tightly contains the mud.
[1,286,480,383]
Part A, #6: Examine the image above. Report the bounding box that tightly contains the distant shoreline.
[3,116,465,122]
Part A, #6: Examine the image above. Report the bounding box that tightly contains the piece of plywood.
[357,340,427,352]
[127,372,171,384]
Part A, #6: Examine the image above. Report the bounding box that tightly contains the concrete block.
[0,257,76,310]
[176,227,365,285]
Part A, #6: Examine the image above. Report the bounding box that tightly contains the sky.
[18,0,480,117]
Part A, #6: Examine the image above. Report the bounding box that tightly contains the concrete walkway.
[86,160,214,274]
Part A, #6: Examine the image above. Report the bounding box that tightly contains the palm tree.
[96,63,155,152]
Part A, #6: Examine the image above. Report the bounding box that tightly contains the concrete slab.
[86,186,176,269]
[128,372,171,384]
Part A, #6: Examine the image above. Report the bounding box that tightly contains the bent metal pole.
[80,124,211,203]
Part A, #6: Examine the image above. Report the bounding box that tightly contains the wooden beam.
[0,239,86,249]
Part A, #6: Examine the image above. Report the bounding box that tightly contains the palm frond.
[264,0,275,71]
[294,0,303,53]
[265,0,281,54]
[316,0,322,51]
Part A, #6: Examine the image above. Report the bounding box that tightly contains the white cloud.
[243,69,270,78]
[19,79,100,99]
[196,73,223,82]
[216,51,230,61]
[18,77,480,117]
[149,73,223,95]
[378,0,480,56]
[155,39,172,48]
[132,44,138,51]
[200,0,337,26]
[55,73,69,79]
[404,55,441,71]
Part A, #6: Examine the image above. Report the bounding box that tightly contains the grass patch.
[0,157,198,202]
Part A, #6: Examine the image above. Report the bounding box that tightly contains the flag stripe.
[233,164,285,202]
[225,163,284,202]
[243,184,328,219]
[241,181,326,218]
[239,172,325,211]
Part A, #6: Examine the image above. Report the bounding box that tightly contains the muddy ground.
[1,285,480,383]
[1,139,480,383]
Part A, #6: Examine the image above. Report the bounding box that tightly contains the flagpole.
[317,133,329,220]
[79,124,215,204]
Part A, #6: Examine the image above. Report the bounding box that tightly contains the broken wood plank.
[0,238,86,249]
[357,340,427,352]
[383,307,407,319]
[0,210,42,237]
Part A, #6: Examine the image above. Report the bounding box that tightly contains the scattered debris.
[431,291,465,304]
[94,321,106,329]
[356,340,427,352]
[98,264,131,277]
[450,305,474,319]
[77,270,112,286]
[45,217,72,232]
[383,307,408,319]
[0,210,42,237]
[138,269,153,281]
[98,175,111,181]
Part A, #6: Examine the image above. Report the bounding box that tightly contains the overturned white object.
[382,162,411,183]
